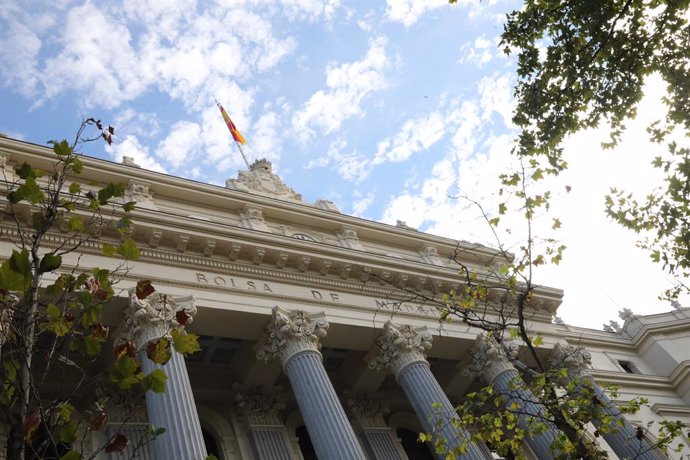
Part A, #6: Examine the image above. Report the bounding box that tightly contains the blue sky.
[0,0,681,329]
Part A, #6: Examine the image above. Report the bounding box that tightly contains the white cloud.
[458,36,495,67]
[373,111,446,165]
[385,0,447,27]
[478,72,514,128]
[156,121,201,168]
[106,135,166,173]
[292,37,388,140]
[352,192,375,217]
[41,3,143,109]
[0,20,42,97]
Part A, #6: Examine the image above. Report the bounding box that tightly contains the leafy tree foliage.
[0,120,199,459]
[498,0,690,299]
[429,0,690,457]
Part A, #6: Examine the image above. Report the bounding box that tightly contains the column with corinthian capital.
[344,391,407,460]
[124,291,207,460]
[465,335,559,458]
[369,322,491,460]
[234,385,294,460]
[549,344,665,460]
[256,307,366,460]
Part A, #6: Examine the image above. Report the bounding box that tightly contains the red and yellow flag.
[218,104,246,145]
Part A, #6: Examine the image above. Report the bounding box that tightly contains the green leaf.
[122,201,137,212]
[68,182,81,194]
[171,330,201,355]
[50,140,72,157]
[117,239,140,261]
[66,216,85,232]
[110,355,142,389]
[39,253,62,273]
[0,249,32,292]
[31,212,45,231]
[15,162,36,179]
[102,243,117,257]
[71,157,83,174]
[142,369,168,394]
[146,338,172,365]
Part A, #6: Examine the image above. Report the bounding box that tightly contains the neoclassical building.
[1,135,689,460]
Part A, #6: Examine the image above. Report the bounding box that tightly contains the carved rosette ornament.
[368,321,432,379]
[548,343,591,377]
[463,334,516,384]
[256,306,329,366]
[124,291,197,352]
[344,391,390,429]
[234,385,286,427]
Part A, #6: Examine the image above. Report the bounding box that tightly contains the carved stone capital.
[463,335,515,384]
[368,322,432,379]
[234,385,286,427]
[256,307,329,366]
[344,390,390,429]
[548,343,591,376]
[124,291,196,351]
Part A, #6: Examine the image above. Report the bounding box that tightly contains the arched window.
[202,427,221,460]
[296,425,317,460]
[396,428,434,460]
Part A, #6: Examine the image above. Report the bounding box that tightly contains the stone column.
[256,307,366,460]
[550,344,665,460]
[465,335,559,459]
[235,385,294,460]
[124,291,207,460]
[369,322,490,460]
[344,391,407,460]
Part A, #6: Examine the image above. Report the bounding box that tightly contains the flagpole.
[235,141,251,169]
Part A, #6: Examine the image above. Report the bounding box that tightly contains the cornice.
[588,369,674,391]
[650,403,690,417]
[0,137,505,266]
[558,328,636,351]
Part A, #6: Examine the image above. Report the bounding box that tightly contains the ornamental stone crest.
[124,291,197,351]
[548,343,591,376]
[226,159,302,201]
[337,226,364,250]
[234,385,286,427]
[463,335,516,384]
[368,322,432,378]
[256,307,329,365]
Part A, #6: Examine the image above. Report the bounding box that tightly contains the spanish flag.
[218,103,246,145]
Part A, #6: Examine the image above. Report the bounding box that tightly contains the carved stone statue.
[226,159,302,201]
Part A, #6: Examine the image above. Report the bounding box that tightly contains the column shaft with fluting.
[257,307,366,460]
[550,344,665,460]
[467,335,559,459]
[141,350,207,459]
[124,291,206,460]
[250,428,294,460]
[345,391,406,460]
[369,322,491,460]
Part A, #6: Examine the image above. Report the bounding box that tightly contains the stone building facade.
[0,135,689,459]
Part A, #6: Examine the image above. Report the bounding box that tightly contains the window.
[397,428,434,460]
[202,427,221,460]
[291,233,316,241]
[296,426,317,460]
[617,360,640,374]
